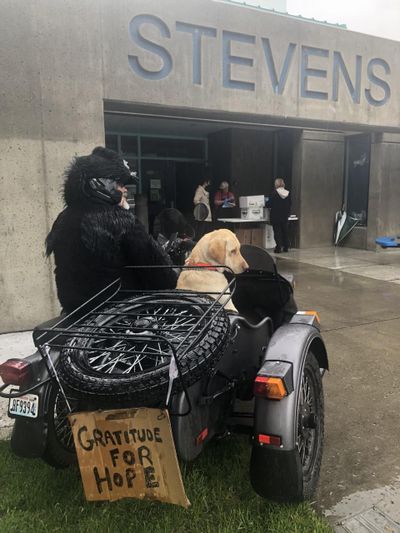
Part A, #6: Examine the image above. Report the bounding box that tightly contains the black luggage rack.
[30,265,237,413]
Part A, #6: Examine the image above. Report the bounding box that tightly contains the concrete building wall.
[0,1,104,332]
[105,0,400,129]
[1,0,400,331]
[293,131,345,248]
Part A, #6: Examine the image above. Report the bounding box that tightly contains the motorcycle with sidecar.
[0,244,328,502]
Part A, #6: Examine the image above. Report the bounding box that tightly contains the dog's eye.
[230,249,237,255]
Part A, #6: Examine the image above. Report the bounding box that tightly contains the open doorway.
[104,111,295,236]
[141,159,205,234]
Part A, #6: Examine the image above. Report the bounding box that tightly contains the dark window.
[345,134,371,226]
[125,158,139,198]
[120,136,138,156]
[141,138,205,159]
[105,134,118,151]
[124,157,138,172]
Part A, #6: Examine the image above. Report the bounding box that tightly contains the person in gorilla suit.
[46,147,177,313]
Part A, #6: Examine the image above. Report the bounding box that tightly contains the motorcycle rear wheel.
[296,351,324,499]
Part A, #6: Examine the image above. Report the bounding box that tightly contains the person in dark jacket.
[268,178,291,253]
[46,147,177,313]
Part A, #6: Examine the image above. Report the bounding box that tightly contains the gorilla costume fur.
[46,147,176,313]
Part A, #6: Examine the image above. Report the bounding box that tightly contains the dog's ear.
[208,238,227,265]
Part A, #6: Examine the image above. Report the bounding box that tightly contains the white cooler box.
[239,195,265,208]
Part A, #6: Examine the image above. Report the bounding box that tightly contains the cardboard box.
[241,207,265,220]
[239,195,265,208]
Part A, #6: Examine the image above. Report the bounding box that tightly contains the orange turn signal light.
[254,376,287,400]
[300,310,320,323]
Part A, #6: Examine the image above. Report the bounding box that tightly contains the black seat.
[231,245,294,326]
[240,244,276,274]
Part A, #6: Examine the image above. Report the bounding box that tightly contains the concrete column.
[292,130,345,248]
[367,133,400,250]
[0,1,104,332]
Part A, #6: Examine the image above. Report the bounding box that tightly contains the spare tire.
[58,293,230,405]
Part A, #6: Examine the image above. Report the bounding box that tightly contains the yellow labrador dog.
[176,229,248,312]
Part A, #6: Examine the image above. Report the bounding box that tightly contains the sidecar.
[0,245,328,503]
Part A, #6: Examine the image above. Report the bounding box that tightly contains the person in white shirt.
[193,178,212,239]
[267,178,291,253]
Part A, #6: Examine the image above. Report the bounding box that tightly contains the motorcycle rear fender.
[10,349,60,459]
[253,323,328,451]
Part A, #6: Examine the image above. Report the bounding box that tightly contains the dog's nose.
[242,260,249,271]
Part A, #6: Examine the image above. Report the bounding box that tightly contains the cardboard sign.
[68,407,190,508]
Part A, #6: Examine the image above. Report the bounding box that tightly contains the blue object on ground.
[376,236,400,248]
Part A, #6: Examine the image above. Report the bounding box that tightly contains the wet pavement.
[276,245,400,284]
[1,246,400,530]
[275,247,400,531]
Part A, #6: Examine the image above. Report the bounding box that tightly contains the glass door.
[344,134,371,226]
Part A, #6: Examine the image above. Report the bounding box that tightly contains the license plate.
[8,392,39,419]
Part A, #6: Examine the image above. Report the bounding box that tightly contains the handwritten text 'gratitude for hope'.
[77,425,163,451]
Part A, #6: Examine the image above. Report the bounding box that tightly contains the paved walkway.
[1,245,400,532]
[274,247,400,532]
[274,245,400,284]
